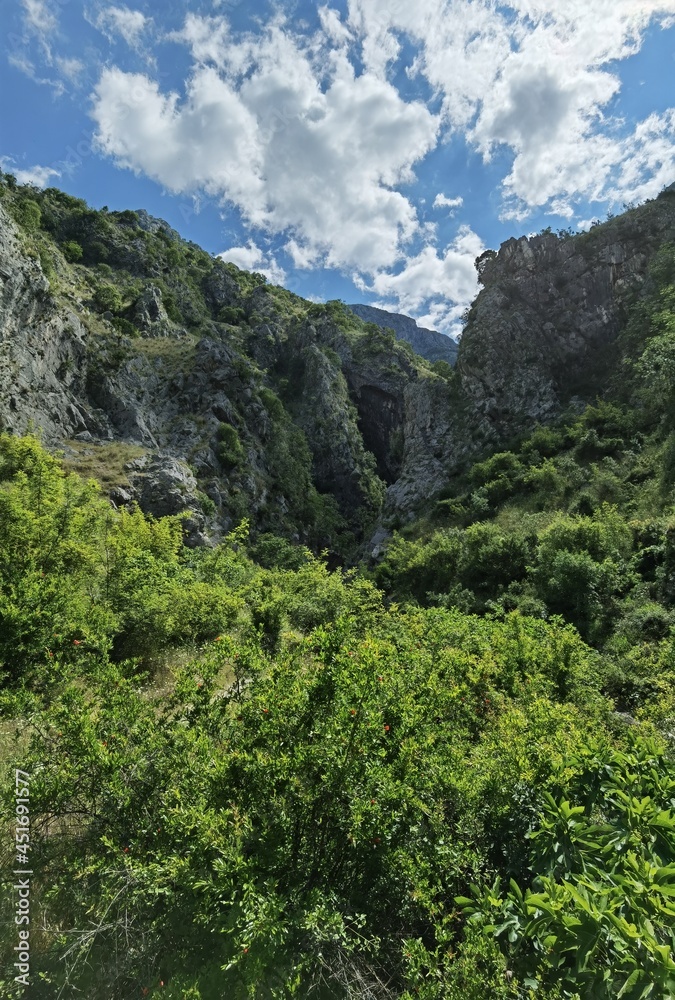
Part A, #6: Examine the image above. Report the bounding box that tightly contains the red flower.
[377,675,384,682]
[123,847,129,853]
[73,640,82,646]
[262,708,269,714]
[370,799,376,805]
[243,947,249,953]
[383,724,390,732]
[215,636,222,641]
[350,709,356,716]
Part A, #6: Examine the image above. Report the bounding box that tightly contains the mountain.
[3,174,675,1000]
[1,171,674,554]
[346,303,459,366]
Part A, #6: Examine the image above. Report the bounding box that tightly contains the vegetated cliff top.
[0,170,674,555]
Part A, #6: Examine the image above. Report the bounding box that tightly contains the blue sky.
[2,1,675,336]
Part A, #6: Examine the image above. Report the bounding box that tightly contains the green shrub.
[61,239,83,262]
[217,423,244,468]
[218,305,246,325]
[13,197,41,233]
[38,249,54,278]
[93,283,123,314]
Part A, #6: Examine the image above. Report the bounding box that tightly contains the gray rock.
[133,285,169,334]
[458,200,675,442]
[348,303,459,366]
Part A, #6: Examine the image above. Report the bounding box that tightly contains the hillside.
[1,174,675,1000]
[346,303,459,366]
[2,175,674,554]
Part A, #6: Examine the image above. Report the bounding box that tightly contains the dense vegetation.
[0,174,433,556]
[0,179,674,998]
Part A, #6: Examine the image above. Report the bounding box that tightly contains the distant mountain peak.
[346,304,458,366]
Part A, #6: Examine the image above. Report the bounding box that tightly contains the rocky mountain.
[1,172,674,554]
[459,199,675,437]
[346,303,459,366]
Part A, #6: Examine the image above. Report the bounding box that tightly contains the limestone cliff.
[1,175,674,552]
[457,194,675,441]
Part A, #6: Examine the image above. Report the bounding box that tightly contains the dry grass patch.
[62,440,146,489]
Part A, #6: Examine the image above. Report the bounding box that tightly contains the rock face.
[0,203,107,443]
[133,285,170,334]
[457,196,675,441]
[126,455,208,547]
[347,303,459,366]
[1,180,675,547]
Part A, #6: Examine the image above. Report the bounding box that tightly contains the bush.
[93,283,124,314]
[218,305,246,325]
[13,197,41,233]
[217,423,244,468]
[61,240,83,262]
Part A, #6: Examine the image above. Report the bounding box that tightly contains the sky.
[1,1,675,338]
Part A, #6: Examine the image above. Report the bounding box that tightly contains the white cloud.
[433,193,463,211]
[22,0,57,38]
[348,0,675,217]
[167,14,230,69]
[607,109,675,205]
[0,157,60,188]
[12,0,85,92]
[91,19,439,274]
[7,51,65,95]
[218,241,286,284]
[92,66,266,208]
[364,225,484,335]
[318,6,353,44]
[86,2,675,332]
[55,56,85,82]
[93,5,149,48]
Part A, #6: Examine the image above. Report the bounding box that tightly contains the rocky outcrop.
[348,303,459,366]
[126,454,209,547]
[133,285,170,334]
[0,203,108,443]
[457,195,675,441]
[2,180,675,546]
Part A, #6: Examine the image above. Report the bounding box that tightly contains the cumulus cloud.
[87,3,675,329]
[348,0,675,217]
[218,240,286,284]
[608,109,675,205]
[433,193,463,212]
[91,18,439,274]
[167,13,231,69]
[0,157,60,188]
[363,225,484,335]
[92,5,149,49]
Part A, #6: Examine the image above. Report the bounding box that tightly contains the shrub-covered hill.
[2,173,675,557]
[0,174,462,556]
[1,176,675,998]
[0,433,674,1000]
